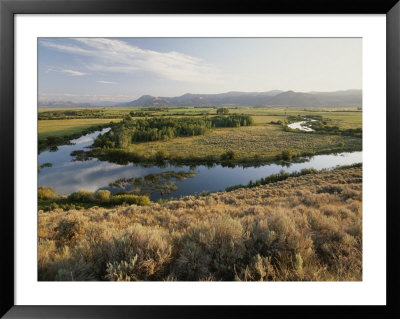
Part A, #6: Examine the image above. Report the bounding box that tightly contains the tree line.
[93,114,254,148]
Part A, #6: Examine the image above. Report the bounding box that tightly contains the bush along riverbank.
[38,187,150,211]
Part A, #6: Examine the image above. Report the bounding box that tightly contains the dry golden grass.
[38,167,362,281]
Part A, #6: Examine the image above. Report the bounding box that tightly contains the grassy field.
[127,124,361,162]
[38,166,362,281]
[38,118,120,141]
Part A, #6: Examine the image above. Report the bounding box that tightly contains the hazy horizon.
[39,38,362,103]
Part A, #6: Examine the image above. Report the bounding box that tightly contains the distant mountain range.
[38,100,115,108]
[39,89,362,108]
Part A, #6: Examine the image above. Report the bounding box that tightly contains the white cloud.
[61,69,87,76]
[97,80,116,84]
[40,38,224,83]
[45,65,87,76]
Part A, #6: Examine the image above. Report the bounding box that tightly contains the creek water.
[287,120,316,132]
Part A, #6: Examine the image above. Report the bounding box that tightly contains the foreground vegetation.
[38,166,362,281]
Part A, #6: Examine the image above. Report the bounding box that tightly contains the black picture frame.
[1,0,399,318]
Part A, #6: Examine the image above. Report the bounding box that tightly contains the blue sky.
[38,38,362,103]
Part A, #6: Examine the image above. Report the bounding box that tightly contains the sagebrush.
[38,167,362,281]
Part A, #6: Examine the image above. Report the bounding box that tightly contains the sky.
[38,38,362,103]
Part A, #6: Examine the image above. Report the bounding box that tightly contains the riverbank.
[38,120,117,153]
[38,166,362,281]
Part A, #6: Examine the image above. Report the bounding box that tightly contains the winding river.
[38,126,362,201]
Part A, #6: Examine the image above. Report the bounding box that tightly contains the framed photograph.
[1,0,399,318]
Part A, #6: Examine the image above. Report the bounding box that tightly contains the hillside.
[38,167,362,281]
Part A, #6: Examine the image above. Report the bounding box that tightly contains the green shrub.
[155,150,168,162]
[111,194,150,206]
[38,186,59,200]
[300,168,318,174]
[281,150,293,160]
[49,202,59,210]
[55,215,86,244]
[216,107,229,115]
[95,190,111,203]
[67,190,95,203]
[220,150,237,161]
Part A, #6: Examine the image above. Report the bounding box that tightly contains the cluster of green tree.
[211,114,253,127]
[129,111,150,117]
[38,186,150,211]
[216,107,229,115]
[38,109,121,120]
[129,108,170,117]
[38,124,109,153]
[220,150,237,161]
[269,120,283,125]
[225,168,319,192]
[93,114,254,148]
